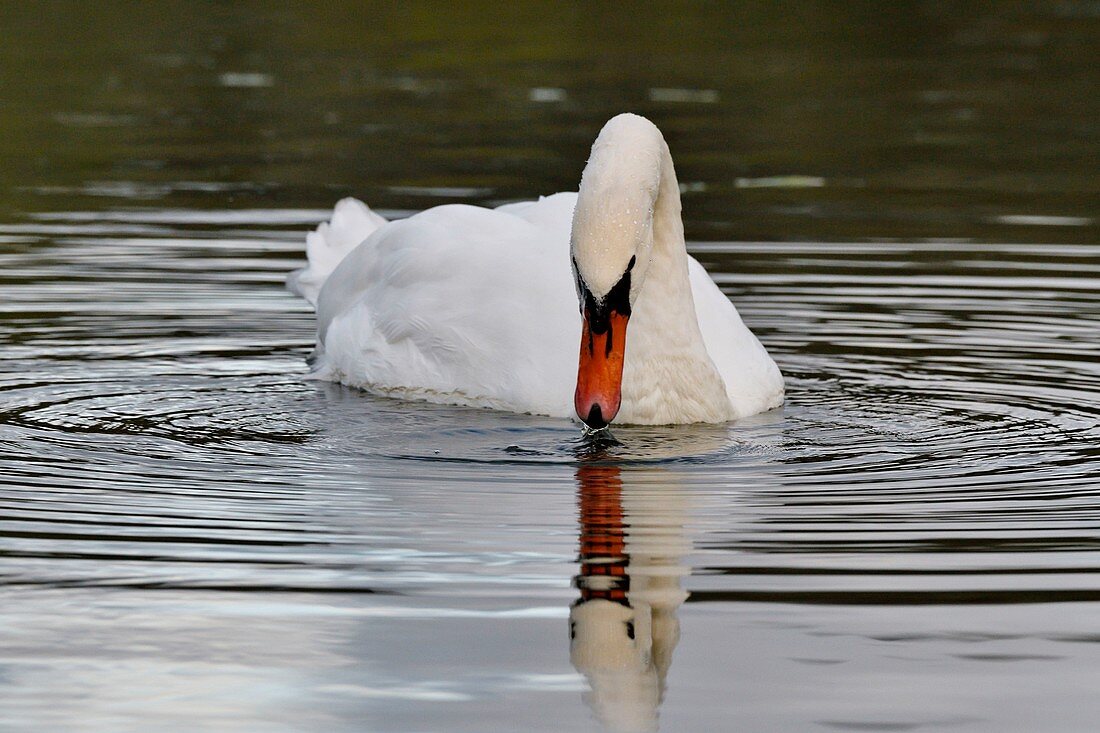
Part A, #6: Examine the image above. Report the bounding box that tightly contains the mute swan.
[288,113,783,427]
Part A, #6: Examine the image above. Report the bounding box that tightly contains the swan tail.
[287,197,388,306]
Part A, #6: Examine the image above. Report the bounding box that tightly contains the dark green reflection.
[0,1,1096,241]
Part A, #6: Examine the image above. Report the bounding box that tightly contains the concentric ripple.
[2,210,1098,601]
[2,208,1100,733]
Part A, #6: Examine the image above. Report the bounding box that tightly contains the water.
[2,3,1099,732]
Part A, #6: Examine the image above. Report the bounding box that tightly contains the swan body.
[289,114,783,425]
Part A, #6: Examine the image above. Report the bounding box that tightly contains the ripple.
[1,210,1099,607]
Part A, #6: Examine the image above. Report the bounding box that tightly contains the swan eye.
[570,621,577,639]
[626,255,636,272]
[625,621,635,640]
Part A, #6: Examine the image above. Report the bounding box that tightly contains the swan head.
[570,114,665,428]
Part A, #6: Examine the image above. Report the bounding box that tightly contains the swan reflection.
[570,464,691,732]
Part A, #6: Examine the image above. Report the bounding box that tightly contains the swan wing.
[313,203,579,416]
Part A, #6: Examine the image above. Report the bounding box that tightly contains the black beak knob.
[584,404,608,430]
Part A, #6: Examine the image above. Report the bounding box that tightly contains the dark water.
[2,3,1099,732]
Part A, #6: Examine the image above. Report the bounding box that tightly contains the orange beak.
[575,309,629,428]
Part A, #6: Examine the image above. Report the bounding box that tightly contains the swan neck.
[651,145,687,275]
[621,146,733,424]
[636,144,695,335]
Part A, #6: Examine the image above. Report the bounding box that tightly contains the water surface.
[1,3,1099,732]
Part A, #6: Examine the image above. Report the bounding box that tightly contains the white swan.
[289,113,783,426]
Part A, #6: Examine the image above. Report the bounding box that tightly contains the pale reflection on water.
[571,464,691,733]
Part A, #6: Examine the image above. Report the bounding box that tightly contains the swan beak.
[575,309,629,428]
